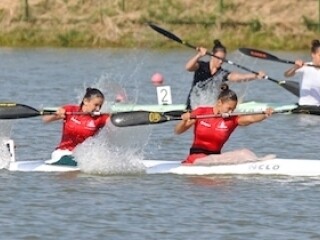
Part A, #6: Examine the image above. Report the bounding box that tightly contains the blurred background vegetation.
[0,0,319,50]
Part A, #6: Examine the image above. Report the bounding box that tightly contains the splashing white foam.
[190,80,220,108]
[73,121,152,175]
[75,77,138,115]
[70,77,154,175]
[190,80,248,109]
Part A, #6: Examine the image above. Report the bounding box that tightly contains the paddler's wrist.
[181,112,192,121]
[195,53,202,60]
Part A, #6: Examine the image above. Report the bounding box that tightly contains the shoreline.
[0,0,318,51]
[0,26,318,51]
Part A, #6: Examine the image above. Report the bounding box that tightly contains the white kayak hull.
[7,158,320,176]
[8,160,79,172]
[144,159,320,176]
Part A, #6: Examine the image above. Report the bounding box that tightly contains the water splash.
[190,80,248,108]
[0,120,13,137]
[74,76,131,110]
[73,122,152,175]
[190,79,220,108]
[70,76,153,175]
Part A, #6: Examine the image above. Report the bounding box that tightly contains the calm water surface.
[0,48,319,240]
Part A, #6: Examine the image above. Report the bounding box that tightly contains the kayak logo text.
[248,164,280,170]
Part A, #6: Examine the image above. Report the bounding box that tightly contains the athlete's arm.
[228,71,265,82]
[185,47,207,71]
[237,108,273,126]
[43,107,66,123]
[174,112,196,134]
[284,59,304,77]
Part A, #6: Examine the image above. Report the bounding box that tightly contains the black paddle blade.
[161,110,186,118]
[238,48,279,61]
[291,105,320,115]
[148,23,184,44]
[278,80,300,97]
[0,103,41,119]
[111,111,180,127]
[240,47,320,68]
[148,22,197,50]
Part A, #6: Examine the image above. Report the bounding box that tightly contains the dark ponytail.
[212,39,227,54]
[217,83,237,103]
[311,39,320,53]
[80,87,104,107]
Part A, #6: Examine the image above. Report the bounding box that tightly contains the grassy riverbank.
[0,0,319,50]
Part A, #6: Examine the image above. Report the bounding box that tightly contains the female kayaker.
[284,39,320,109]
[185,39,265,110]
[175,83,273,165]
[43,87,109,165]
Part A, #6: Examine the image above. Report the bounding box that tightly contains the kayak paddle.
[148,23,300,97]
[0,103,57,119]
[0,103,106,120]
[110,109,291,127]
[238,48,320,68]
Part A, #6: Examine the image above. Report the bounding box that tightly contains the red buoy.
[151,73,164,86]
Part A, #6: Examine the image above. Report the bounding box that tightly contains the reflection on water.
[296,114,320,126]
[185,176,235,187]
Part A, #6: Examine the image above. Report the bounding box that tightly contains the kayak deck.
[9,160,79,172]
[44,101,298,114]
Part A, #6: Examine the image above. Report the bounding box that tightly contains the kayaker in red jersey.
[185,39,265,110]
[43,87,109,165]
[175,83,273,165]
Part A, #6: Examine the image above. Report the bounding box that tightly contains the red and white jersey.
[184,106,239,164]
[57,105,109,151]
[191,106,238,153]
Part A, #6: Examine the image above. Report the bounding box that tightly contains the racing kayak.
[4,139,320,176]
[5,139,320,176]
[107,102,320,115]
[7,158,320,177]
[106,101,298,113]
